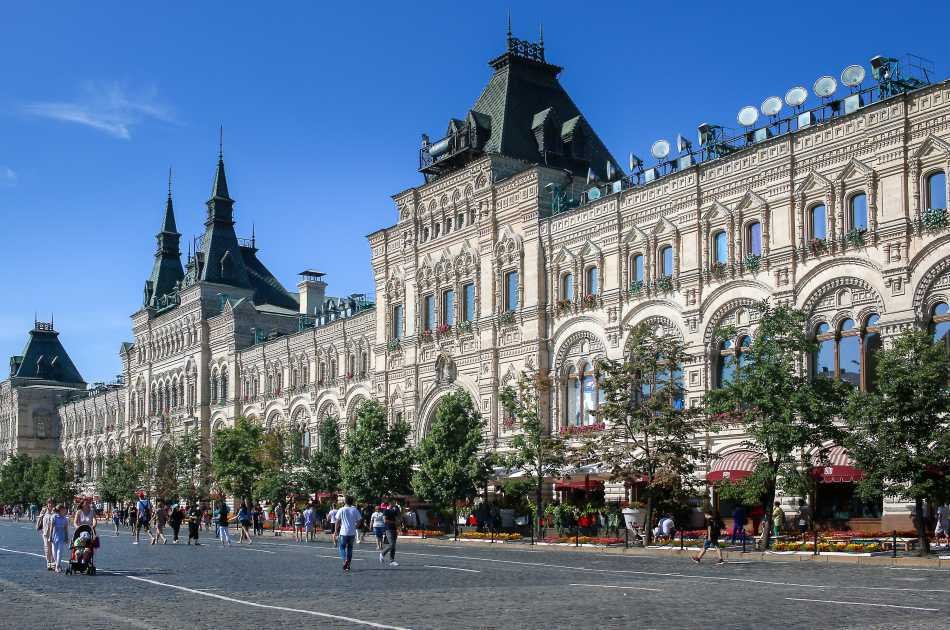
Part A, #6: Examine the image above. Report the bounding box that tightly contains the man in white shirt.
[653,515,675,544]
[334,496,362,572]
[328,505,339,544]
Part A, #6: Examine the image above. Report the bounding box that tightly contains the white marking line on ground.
[126,576,410,629]
[784,597,938,612]
[424,565,481,573]
[570,583,662,592]
[888,566,950,572]
[0,546,45,558]
[233,546,275,554]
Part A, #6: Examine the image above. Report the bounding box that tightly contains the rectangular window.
[442,289,455,326]
[632,255,644,283]
[504,271,519,312]
[462,283,475,322]
[586,267,599,294]
[424,295,435,331]
[391,304,403,339]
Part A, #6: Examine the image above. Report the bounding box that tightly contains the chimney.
[297,270,327,317]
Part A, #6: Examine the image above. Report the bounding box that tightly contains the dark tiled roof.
[197,158,252,289]
[13,326,85,385]
[240,246,300,311]
[145,192,184,308]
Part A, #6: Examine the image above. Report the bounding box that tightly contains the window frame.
[423,294,435,332]
[504,270,519,312]
[659,245,674,278]
[442,289,455,327]
[809,203,828,241]
[848,192,868,232]
[746,221,762,257]
[712,231,728,264]
[926,170,947,211]
[461,283,475,323]
[561,272,574,302]
[585,265,599,296]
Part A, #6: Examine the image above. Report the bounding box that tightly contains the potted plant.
[498,311,516,326]
[846,228,866,247]
[419,329,433,343]
[808,238,826,256]
[743,253,761,273]
[707,261,727,281]
[436,323,452,337]
[923,207,948,232]
[582,294,598,308]
[655,276,674,294]
[628,280,643,297]
[555,299,572,314]
[386,338,401,352]
[457,320,473,334]
[622,501,646,531]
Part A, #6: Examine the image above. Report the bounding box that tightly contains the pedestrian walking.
[935,504,950,549]
[133,492,153,545]
[692,510,725,565]
[47,504,69,573]
[772,501,785,540]
[253,503,263,536]
[379,501,401,567]
[328,504,339,545]
[216,500,232,546]
[335,496,362,572]
[112,504,122,536]
[37,498,55,570]
[187,503,202,546]
[153,501,168,545]
[370,504,386,550]
[238,502,253,544]
[730,504,747,544]
[169,504,184,543]
[304,502,316,542]
[796,498,811,542]
[293,508,304,542]
[274,502,285,537]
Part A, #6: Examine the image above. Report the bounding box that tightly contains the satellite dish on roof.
[841,64,866,88]
[737,106,759,127]
[814,75,838,98]
[587,186,601,201]
[785,86,808,108]
[761,96,783,117]
[651,139,671,161]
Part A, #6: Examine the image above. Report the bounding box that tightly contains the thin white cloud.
[23,81,175,139]
[0,166,16,186]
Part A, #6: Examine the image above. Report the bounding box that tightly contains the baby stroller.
[65,524,97,575]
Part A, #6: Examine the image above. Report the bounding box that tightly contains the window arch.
[812,317,879,390]
[927,171,947,210]
[810,204,827,240]
[863,314,881,391]
[562,362,602,427]
[715,336,751,388]
[561,272,574,301]
[746,222,762,256]
[713,231,728,264]
[585,266,599,295]
[659,246,673,277]
[929,302,950,355]
[630,254,644,285]
[849,193,868,232]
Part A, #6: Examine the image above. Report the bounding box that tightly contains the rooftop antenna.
[252,222,256,249]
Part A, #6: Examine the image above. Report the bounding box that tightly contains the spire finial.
[251,222,256,249]
[218,126,224,161]
[539,22,544,47]
[167,166,173,199]
[506,10,512,47]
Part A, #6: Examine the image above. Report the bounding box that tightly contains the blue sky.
[1,1,947,382]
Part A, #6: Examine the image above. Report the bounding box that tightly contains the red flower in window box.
[436,323,451,336]
[346,372,353,381]
[583,294,598,307]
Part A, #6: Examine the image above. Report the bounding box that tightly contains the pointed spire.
[506,10,512,48]
[211,127,231,201]
[251,222,256,249]
[539,22,544,48]
[162,167,178,233]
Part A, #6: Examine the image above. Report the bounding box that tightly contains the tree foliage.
[845,328,950,555]
[412,389,486,514]
[579,322,709,543]
[303,416,342,496]
[0,454,77,506]
[98,451,141,504]
[254,428,305,504]
[173,430,205,502]
[211,417,265,502]
[500,372,567,538]
[704,301,849,546]
[341,400,413,504]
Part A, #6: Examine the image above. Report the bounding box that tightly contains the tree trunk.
[644,492,654,546]
[915,497,931,557]
[535,482,544,540]
[761,482,776,550]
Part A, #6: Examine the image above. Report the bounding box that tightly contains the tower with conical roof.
[144,170,185,308]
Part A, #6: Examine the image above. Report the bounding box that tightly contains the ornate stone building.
[5,34,950,527]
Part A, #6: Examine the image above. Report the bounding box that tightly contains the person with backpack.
[133,492,153,545]
[379,501,401,567]
[237,502,253,544]
[692,510,725,565]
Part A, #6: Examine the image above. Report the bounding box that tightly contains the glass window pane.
[633,255,644,283]
[661,246,673,276]
[934,321,950,347]
[934,302,950,317]
[505,271,519,311]
[562,273,574,301]
[811,205,827,240]
[587,267,599,294]
[839,335,861,386]
[717,355,734,388]
[928,172,947,210]
[443,290,455,326]
[463,283,475,322]
[850,194,868,231]
[582,374,595,424]
[866,313,880,327]
[714,232,728,263]
[567,373,579,425]
[747,222,762,256]
[864,331,881,391]
[840,319,856,332]
[815,338,835,378]
[424,295,434,330]
[816,322,830,335]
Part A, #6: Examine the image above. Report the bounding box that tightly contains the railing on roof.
[552,59,935,217]
[419,123,481,172]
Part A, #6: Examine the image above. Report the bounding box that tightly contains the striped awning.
[810,445,864,484]
[707,450,761,482]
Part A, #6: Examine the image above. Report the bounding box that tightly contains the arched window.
[210,373,219,404]
[746,222,762,256]
[737,335,751,369]
[813,319,872,388]
[930,302,950,355]
[586,266,599,295]
[927,171,947,210]
[302,363,309,385]
[863,314,881,391]
[716,338,736,387]
[360,352,368,377]
[713,231,728,264]
[504,271,519,312]
[391,304,404,339]
[561,273,574,301]
[813,323,835,378]
[565,366,579,426]
[849,193,868,232]
[631,254,644,284]
[659,246,673,277]
[837,319,860,387]
[581,361,597,424]
[442,289,455,326]
[810,204,827,240]
[563,362,601,426]
[319,362,326,384]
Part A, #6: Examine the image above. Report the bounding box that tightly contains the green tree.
[340,400,412,504]
[579,322,710,544]
[412,389,486,531]
[98,452,141,504]
[705,301,849,548]
[39,456,77,505]
[844,328,950,555]
[0,453,37,505]
[304,417,343,496]
[500,372,568,539]
[174,430,206,502]
[254,428,305,504]
[211,417,265,503]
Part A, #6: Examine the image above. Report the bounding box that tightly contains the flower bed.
[460,531,522,541]
[542,535,624,545]
[772,541,883,553]
[404,529,445,537]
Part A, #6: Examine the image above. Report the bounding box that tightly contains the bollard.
[680,529,684,551]
[893,530,897,558]
[814,530,819,556]
[742,531,746,554]
[491,527,494,544]
[575,526,579,547]
[625,526,629,549]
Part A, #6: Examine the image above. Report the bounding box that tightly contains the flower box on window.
[346,372,353,381]
[582,294,598,308]
[655,276,674,294]
[555,299,572,313]
[743,254,761,273]
[846,228,866,247]
[457,320,473,334]
[923,207,948,232]
[386,339,401,352]
[707,261,727,281]
[808,238,826,256]
[628,280,643,297]
[498,311,516,326]
[435,323,452,337]
[419,329,433,343]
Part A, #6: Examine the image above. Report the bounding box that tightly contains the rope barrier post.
[893,530,898,558]
[742,530,747,554]
[680,529,684,551]
[624,526,629,549]
[814,530,819,556]
[575,526,579,548]
[529,513,534,546]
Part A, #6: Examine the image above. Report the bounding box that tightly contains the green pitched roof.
[12,324,85,385]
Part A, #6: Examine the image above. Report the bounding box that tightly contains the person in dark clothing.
[731,504,747,544]
[379,502,401,567]
[693,511,725,564]
[187,503,202,546]
[169,504,184,543]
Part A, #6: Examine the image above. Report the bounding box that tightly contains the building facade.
[5,34,950,527]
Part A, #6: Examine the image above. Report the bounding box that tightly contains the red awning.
[554,479,605,492]
[707,450,761,482]
[810,446,865,484]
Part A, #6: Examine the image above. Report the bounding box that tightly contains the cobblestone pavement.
[2,520,949,630]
